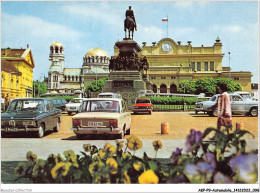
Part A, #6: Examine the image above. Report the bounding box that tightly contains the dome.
[85,47,109,57]
[51,41,63,47]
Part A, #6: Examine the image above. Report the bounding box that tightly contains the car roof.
[82,98,122,102]
[11,98,49,101]
[233,91,250,94]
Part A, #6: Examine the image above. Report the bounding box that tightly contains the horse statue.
[124,6,137,39]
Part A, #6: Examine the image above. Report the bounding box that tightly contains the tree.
[85,78,108,94]
[33,80,47,97]
[178,77,242,96]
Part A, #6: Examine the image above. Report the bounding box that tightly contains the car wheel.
[149,111,152,115]
[37,123,45,138]
[249,107,258,117]
[53,120,60,132]
[68,112,72,116]
[126,127,130,135]
[133,112,137,115]
[213,111,218,117]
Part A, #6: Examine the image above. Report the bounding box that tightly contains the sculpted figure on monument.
[109,57,115,71]
[124,6,137,39]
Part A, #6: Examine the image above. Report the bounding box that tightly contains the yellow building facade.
[114,37,252,93]
[1,47,35,98]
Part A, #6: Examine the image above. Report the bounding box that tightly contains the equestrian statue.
[124,6,137,39]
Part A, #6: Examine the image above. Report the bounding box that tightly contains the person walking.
[4,93,10,112]
[216,82,232,131]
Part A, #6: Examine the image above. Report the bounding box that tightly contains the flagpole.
[167,15,168,38]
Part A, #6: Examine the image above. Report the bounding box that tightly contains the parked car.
[1,98,62,138]
[195,94,258,117]
[133,98,152,115]
[66,98,85,115]
[232,91,252,100]
[195,97,211,114]
[98,92,122,99]
[52,98,67,111]
[71,98,131,139]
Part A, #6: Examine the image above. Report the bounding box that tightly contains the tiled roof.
[1,48,26,58]
[1,59,21,75]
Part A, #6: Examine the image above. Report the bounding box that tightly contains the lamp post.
[228,52,231,80]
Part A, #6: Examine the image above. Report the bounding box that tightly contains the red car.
[133,98,152,115]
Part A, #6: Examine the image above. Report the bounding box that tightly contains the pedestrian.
[1,93,5,112]
[216,82,232,131]
[5,93,10,111]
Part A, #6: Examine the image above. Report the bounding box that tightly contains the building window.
[197,62,201,71]
[55,47,58,53]
[171,76,176,79]
[16,80,19,90]
[204,62,208,71]
[160,84,167,93]
[234,77,239,80]
[161,77,166,79]
[191,62,195,71]
[151,77,156,80]
[11,79,13,89]
[152,85,157,93]
[210,62,214,71]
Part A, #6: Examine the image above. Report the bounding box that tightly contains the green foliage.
[86,78,108,93]
[178,78,242,96]
[145,96,197,105]
[33,81,47,97]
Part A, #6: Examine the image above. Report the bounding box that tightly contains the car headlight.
[22,121,37,127]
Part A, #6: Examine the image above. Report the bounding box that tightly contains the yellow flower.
[122,153,132,161]
[94,173,110,184]
[26,151,37,163]
[63,150,77,163]
[98,149,106,160]
[83,144,91,152]
[57,153,64,163]
[106,158,118,174]
[152,140,163,151]
[51,162,72,179]
[123,171,131,184]
[127,136,143,151]
[89,161,105,176]
[32,159,46,177]
[14,162,26,176]
[138,169,159,184]
[133,161,143,171]
[116,140,124,150]
[103,143,116,156]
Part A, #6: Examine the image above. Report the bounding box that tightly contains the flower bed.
[14,128,258,184]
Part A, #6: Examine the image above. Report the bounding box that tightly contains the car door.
[121,100,130,129]
[231,95,245,113]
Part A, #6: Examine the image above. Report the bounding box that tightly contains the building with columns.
[113,37,252,93]
[46,42,109,94]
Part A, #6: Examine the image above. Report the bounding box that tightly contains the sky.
[1,0,259,83]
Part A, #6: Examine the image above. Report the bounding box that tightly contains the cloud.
[175,1,193,8]
[226,26,242,32]
[1,12,84,42]
[135,25,164,44]
[211,25,243,33]
[60,4,122,28]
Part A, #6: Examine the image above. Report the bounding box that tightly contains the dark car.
[52,98,67,111]
[1,98,62,138]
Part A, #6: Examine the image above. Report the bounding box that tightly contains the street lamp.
[228,52,231,80]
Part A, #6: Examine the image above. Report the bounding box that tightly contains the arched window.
[55,47,58,53]
[50,47,53,54]
[76,76,78,81]
[72,76,74,81]
[60,47,63,53]
[11,79,13,89]
[170,84,177,93]
[160,84,167,93]
[152,85,157,93]
[16,80,19,90]
[68,76,70,81]
[64,76,67,81]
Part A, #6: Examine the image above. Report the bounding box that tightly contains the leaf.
[148,161,158,171]
[202,127,220,138]
[143,152,149,162]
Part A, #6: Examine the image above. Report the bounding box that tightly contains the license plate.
[88,122,103,127]
[71,107,76,109]
[6,128,17,132]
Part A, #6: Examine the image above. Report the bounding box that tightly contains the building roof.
[85,47,109,57]
[1,59,22,75]
[64,68,82,76]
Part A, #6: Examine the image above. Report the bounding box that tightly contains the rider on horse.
[125,6,137,31]
[124,6,137,39]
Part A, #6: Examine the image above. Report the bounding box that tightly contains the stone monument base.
[103,71,147,109]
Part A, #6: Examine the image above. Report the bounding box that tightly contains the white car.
[71,98,131,139]
[98,92,122,99]
[66,98,85,115]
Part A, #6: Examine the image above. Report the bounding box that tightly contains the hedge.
[145,96,197,105]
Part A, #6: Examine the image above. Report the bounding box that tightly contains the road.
[1,112,258,161]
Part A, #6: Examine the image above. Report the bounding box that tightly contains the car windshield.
[7,99,44,112]
[209,96,217,101]
[136,99,151,104]
[99,95,112,98]
[52,100,57,104]
[81,100,120,113]
[70,99,82,103]
[240,94,251,100]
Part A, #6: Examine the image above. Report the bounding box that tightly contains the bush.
[86,78,108,93]
[14,128,257,184]
[146,96,197,105]
[178,78,242,96]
